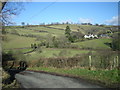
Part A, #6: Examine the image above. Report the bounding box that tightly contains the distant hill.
[5,24,118,37]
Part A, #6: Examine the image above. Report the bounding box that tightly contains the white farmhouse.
[94,35,98,38]
[89,34,94,38]
[84,35,90,39]
[84,34,98,39]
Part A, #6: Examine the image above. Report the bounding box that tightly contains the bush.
[111,32,120,51]
[91,51,118,69]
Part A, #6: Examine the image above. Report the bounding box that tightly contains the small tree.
[21,22,25,28]
[31,44,34,48]
[33,43,37,49]
[95,23,99,26]
[52,36,59,48]
[65,26,75,42]
[66,22,69,24]
[27,23,29,26]
[68,35,75,43]
[65,26,71,37]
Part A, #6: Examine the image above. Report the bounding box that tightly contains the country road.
[15,71,104,88]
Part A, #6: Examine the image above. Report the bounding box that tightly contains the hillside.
[5,24,116,36]
[73,38,112,49]
[3,24,115,50]
[45,24,114,35]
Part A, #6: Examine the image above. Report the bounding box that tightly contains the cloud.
[61,19,73,23]
[105,16,118,25]
[79,18,92,23]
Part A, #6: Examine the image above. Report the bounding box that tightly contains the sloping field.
[47,24,109,34]
[73,38,112,49]
[25,48,90,60]
[6,26,65,37]
[5,24,113,38]
[2,34,39,49]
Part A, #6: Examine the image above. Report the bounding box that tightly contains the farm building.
[84,34,98,39]
[100,34,110,38]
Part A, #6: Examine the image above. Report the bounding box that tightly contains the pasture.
[73,38,112,49]
[3,25,113,55]
[2,34,39,49]
[5,24,112,38]
[6,26,65,37]
[47,24,110,34]
[25,48,91,60]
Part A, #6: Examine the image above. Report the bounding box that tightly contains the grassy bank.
[27,67,119,88]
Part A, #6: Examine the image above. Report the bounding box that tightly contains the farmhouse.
[84,34,98,39]
[100,34,110,38]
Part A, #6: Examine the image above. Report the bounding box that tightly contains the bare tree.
[0,1,24,68]
[0,1,7,12]
[0,1,24,25]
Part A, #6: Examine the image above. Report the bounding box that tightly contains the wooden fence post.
[89,55,92,70]
[116,56,119,69]
[113,57,116,69]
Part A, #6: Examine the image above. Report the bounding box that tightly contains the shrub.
[111,32,120,51]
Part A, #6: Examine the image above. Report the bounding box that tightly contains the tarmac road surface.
[15,71,104,88]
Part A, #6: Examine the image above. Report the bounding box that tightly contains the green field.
[25,48,90,60]
[5,24,112,38]
[3,25,113,57]
[6,26,65,37]
[2,34,39,49]
[3,24,114,53]
[73,38,112,49]
[47,24,109,34]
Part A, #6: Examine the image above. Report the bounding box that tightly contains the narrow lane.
[15,71,103,88]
